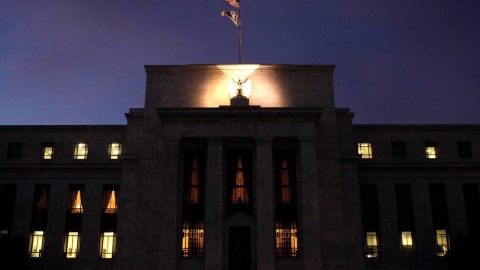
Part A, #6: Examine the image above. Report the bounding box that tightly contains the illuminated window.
[365,232,379,258]
[64,232,80,258]
[108,143,122,159]
[7,142,22,159]
[275,221,298,258]
[28,231,45,258]
[401,231,415,257]
[358,142,373,159]
[74,143,88,159]
[99,232,116,259]
[34,185,49,214]
[42,143,54,159]
[185,157,201,204]
[67,187,83,214]
[425,142,438,159]
[436,229,449,257]
[182,221,204,258]
[102,186,118,214]
[231,157,249,204]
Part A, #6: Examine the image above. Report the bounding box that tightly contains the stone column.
[157,138,180,270]
[299,137,322,268]
[255,137,275,270]
[205,138,224,270]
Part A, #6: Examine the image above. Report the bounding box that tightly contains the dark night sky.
[1,0,479,125]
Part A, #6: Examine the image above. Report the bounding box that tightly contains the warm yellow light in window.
[436,229,449,257]
[71,191,83,213]
[29,231,44,258]
[366,231,378,258]
[100,232,115,259]
[358,143,373,159]
[66,232,79,258]
[105,191,117,213]
[74,143,88,159]
[426,147,438,159]
[43,146,53,159]
[275,221,298,257]
[109,143,121,159]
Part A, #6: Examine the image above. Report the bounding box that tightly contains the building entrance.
[228,226,251,270]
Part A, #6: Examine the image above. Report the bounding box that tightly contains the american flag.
[223,0,239,8]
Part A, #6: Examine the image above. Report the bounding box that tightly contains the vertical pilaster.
[158,138,180,270]
[299,137,322,268]
[256,138,275,270]
[205,138,224,270]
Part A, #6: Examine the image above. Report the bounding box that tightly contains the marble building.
[0,64,479,270]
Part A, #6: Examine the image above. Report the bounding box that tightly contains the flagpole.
[238,1,242,64]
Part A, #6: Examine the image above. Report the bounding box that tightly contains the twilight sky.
[1,0,479,125]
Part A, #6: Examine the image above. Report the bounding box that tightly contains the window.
[67,187,83,213]
[392,141,406,159]
[185,157,202,204]
[33,185,49,214]
[108,143,122,159]
[458,141,472,159]
[99,232,116,259]
[64,232,80,258]
[278,157,294,204]
[182,221,204,258]
[28,231,45,258]
[425,142,438,159]
[74,143,88,159]
[365,232,379,258]
[400,231,415,257]
[42,143,54,159]
[275,221,298,258]
[358,142,373,159]
[231,156,249,204]
[7,142,22,159]
[102,186,118,214]
[227,150,252,214]
[182,151,205,257]
[436,229,449,257]
[0,230,8,238]
[361,184,381,258]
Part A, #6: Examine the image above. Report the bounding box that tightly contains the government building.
[0,64,479,270]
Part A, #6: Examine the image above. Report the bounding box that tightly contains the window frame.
[67,186,84,214]
[41,142,55,160]
[181,221,204,258]
[99,232,116,259]
[358,142,373,159]
[107,143,122,160]
[63,232,81,258]
[28,230,45,258]
[400,231,415,257]
[365,231,380,258]
[73,143,88,160]
[425,142,438,159]
[275,220,298,258]
[435,229,449,257]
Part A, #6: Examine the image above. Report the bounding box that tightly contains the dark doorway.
[228,226,251,270]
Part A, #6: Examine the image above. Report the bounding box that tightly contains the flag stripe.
[223,0,239,8]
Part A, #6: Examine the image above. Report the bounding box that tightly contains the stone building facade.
[0,64,479,270]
